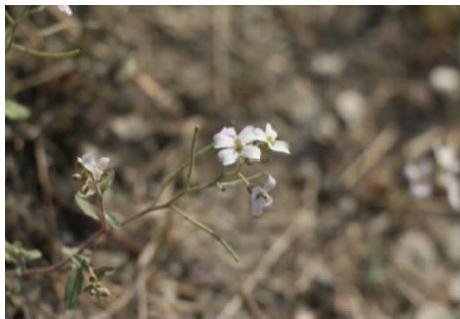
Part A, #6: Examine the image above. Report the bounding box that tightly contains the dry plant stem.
[171,205,239,262]
[12,43,80,58]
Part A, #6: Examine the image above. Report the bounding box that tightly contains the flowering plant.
[6,123,290,309]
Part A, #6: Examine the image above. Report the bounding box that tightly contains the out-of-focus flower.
[433,144,460,173]
[78,153,110,181]
[255,123,290,154]
[404,161,433,198]
[250,175,276,217]
[213,126,263,166]
[440,172,460,211]
[57,5,72,16]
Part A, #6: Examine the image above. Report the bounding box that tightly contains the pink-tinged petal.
[265,123,278,140]
[270,140,290,154]
[220,127,237,138]
[264,175,277,191]
[218,148,238,166]
[239,126,263,144]
[409,182,432,198]
[57,5,72,16]
[213,132,235,149]
[240,145,261,161]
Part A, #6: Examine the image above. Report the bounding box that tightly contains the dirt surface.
[5,5,460,319]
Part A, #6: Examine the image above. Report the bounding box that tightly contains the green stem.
[11,43,80,58]
[6,11,15,25]
[157,143,213,198]
[6,8,29,53]
[185,126,200,188]
[238,172,251,186]
[171,205,239,263]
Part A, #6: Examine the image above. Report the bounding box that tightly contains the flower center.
[234,138,243,152]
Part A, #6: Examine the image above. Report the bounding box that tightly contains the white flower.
[250,175,277,217]
[256,123,290,154]
[213,126,263,166]
[77,153,110,181]
[433,144,459,173]
[57,5,72,16]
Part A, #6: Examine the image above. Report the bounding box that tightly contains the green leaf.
[75,192,99,221]
[99,170,115,194]
[64,267,84,309]
[74,193,120,230]
[105,211,120,229]
[5,99,31,121]
[6,241,42,263]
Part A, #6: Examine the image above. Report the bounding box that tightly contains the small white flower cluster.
[404,143,460,211]
[77,153,110,181]
[213,123,290,216]
[213,123,289,166]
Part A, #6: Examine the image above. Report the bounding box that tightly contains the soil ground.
[5,5,460,319]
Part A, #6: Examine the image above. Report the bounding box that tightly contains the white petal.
[265,123,278,140]
[57,5,72,16]
[213,134,235,149]
[218,148,238,166]
[213,127,237,149]
[239,126,263,144]
[98,157,110,170]
[264,175,277,191]
[240,145,261,161]
[252,127,267,142]
[443,173,460,210]
[250,187,273,217]
[434,145,460,173]
[409,182,432,198]
[270,140,290,154]
[81,153,95,167]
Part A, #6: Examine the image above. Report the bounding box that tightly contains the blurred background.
[5,5,460,319]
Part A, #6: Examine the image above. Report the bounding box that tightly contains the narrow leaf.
[75,192,99,221]
[64,267,84,309]
[99,170,115,194]
[105,212,120,229]
[6,99,31,121]
[74,193,120,230]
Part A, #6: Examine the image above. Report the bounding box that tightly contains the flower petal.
[409,182,432,198]
[241,145,261,161]
[265,123,278,140]
[250,187,273,217]
[218,148,238,166]
[264,175,277,191]
[99,157,111,170]
[57,5,72,16]
[239,126,263,144]
[213,127,237,149]
[270,140,290,154]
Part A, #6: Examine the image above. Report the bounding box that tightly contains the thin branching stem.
[12,43,80,58]
[171,205,239,263]
[186,126,200,188]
